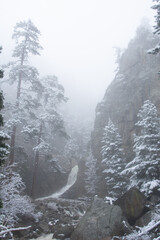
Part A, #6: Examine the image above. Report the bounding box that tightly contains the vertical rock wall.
[91,25,160,164]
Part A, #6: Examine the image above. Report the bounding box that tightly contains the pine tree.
[0,92,9,168]
[123,100,160,196]
[4,20,42,164]
[0,47,9,208]
[148,0,160,54]
[22,75,68,197]
[101,119,127,199]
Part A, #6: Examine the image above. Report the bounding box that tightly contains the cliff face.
[91,25,160,163]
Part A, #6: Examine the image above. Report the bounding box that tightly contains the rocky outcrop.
[21,155,69,199]
[70,189,160,240]
[71,197,129,240]
[91,24,160,164]
[14,198,88,239]
[11,188,160,240]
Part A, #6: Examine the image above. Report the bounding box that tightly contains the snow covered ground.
[30,233,54,240]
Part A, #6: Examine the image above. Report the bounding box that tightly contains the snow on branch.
[0,225,31,237]
[125,220,160,240]
[137,220,160,238]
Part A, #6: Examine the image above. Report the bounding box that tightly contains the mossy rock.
[115,187,147,225]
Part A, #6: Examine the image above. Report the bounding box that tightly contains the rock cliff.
[91,24,160,163]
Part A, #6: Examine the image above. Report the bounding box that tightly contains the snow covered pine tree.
[101,119,127,199]
[148,0,160,54]
[123,100,160,196]
[0,23,41,237]
[27,75,68,197]
[3,20,43,165]
[0,47,9,208]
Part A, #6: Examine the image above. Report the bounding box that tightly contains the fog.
[0,0,154,119]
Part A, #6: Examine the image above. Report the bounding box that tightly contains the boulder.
[115,187,147,225]
[53,225,74,239]
[71,197,127,240]
[135,211,153,227]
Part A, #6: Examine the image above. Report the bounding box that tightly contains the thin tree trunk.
[31,124,42,198]
[16,71,22,102]
[8,74,22,165]
[9,50,25,165]
[8,126,17,165]
[31,150,39,198]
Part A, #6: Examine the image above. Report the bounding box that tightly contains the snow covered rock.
[53,225,74,239]
[71,197,129,240]
[115,187,147,225]
[12,198,87,239]
[135,211,153,227]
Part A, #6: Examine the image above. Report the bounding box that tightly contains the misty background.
[0,0,154,121]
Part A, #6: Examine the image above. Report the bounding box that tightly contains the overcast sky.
[0,0,155,119]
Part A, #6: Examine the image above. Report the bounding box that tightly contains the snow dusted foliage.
[23,75,67,155]
[0,130,9,163]
[123,100,160,196]
[8,64,39,85]
[101,119,127,198]
[4,20,42,86]
[0,47,3,79]
[24,75,68,197]
[0,49,9,167]
[4,88,40,136]
[85,151,97,196]
[148,0,160,54]
[41,75,68,106]
[63,138,80,165]
[12,20,43,59]
[0,167,36,227]
[38,75,67,137]
[2,20,43,164]
[0,93,9,166]
[0,50,10,208]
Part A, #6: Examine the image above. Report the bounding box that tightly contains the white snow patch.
[30,234,54,240]
[105,196,114,204]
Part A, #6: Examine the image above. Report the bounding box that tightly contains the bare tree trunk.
[31,124,42,198]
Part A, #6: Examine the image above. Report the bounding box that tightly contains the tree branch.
[0,225,31,236]
[137,220,160,237]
